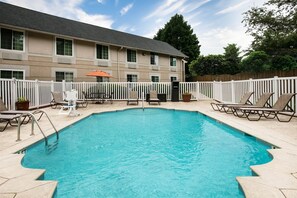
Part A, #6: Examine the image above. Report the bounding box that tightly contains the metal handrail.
[17,110,59,146]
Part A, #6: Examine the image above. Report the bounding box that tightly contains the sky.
[1,0,267,55]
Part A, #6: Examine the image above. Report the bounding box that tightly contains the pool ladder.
[17,110,59,146]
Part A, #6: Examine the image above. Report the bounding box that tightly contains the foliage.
[271,55,297,71]
[189,55,225,76]
[241,51,271,72]
[17,97,29,103]
[154,14,201,79]
[223,44,241,74]
[243,0,297,57]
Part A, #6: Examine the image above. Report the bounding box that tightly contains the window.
[55,71,73,82]
[151,75,159,82]
[170,56,176,67]
[96,44,109,59]
[127,49,136,62]
[170,76,177,82]
[150,53,158,65]
[96,77,110,82]
[127,74,137,82]
[56,38,72,56]
[0,28,24,51]
[0,70,24,79]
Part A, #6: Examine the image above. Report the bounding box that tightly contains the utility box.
[171,81,179,102]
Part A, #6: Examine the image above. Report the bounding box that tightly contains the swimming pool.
[22,108,271,197]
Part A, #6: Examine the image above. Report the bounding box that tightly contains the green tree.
[223,44,241,74]
[189,55,225,76]
[271,55,297,71]
[243,0,297,57]
[154,14,201,80]
[241,51,271,72]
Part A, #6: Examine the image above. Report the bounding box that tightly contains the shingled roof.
[0,2,186,58]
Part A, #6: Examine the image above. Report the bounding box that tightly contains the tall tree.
[223,44,241,74]
[154,14,201,80]
[243,0,297,57]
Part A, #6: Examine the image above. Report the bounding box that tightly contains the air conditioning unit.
[128,63,137,69]
[2,52,23,61]
[57,57,72,64]
[97,60,109,67]
[170,67,177,72]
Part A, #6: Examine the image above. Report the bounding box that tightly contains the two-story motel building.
[0,2,187,83]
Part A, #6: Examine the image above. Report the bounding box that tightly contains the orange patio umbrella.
[86,70,112,78]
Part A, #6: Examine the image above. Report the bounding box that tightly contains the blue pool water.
[22,108,271,197]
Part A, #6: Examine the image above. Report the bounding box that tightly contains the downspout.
[182,59,187,82]
[117,46,124,82]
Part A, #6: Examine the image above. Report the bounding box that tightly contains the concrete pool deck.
[0,100,296,197]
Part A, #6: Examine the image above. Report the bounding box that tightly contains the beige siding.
[28,32,53,56]
[0,28,183,82]
[75,40,94,60]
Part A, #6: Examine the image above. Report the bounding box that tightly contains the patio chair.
[148,90,160,105]
[50,92,68,109]
[0,114,23,132]
[210,91,254,113]
[239,93,296,122]
[103,92,113,104]
[59,90,80,116]
[229,92,274,117]
[127,91,139,105]
[76,92,88,108]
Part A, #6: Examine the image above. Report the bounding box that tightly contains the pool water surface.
[22,108,271,197]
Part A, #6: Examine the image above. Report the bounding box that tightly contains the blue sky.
[2,0,267,55]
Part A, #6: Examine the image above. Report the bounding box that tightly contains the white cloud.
[143,0,186,20]
[2,0,114,28]
[216,0,250,15]
[179,0,211,14]
[198,27,253,55]
[97,0,104,4]
[120,3,133,16]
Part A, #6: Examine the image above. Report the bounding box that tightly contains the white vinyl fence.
[0,76,296,111]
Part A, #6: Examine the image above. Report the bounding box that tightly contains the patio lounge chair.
[239,93,296,122]
[229,92,274,117]
[50,92,68,109]
[210,91,254,113]
[0,114,23,132]
[148,90,160,105]
[127,91,139,105]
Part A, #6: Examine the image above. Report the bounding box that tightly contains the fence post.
[219,81,223,101]
[231,80,235,103]
[273,76,278,104]
[295,78,297,112]
[35,79,40,108]
[249,78,253,92]
[62,80,66,92]
[196,81,199,101]
[11,78,17,110]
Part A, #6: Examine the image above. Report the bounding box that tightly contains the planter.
[182,94,191,102]
[15,101,30,110]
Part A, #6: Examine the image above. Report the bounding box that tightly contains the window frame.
[96,44,109,60]
[170,56,177,67]
[150,75,160,82]
[127,74,138,82]
[0,69,25,80]
[127,49,137,63]
[150,52,159,65]
[0,27,25,52]
[170,75,178,82]
[55,71,74,82]
[55,37,73,57]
